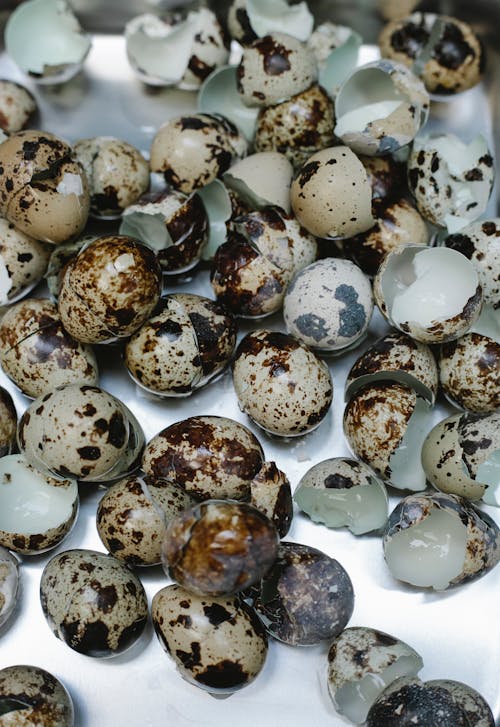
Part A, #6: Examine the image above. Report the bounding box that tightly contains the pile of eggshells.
[0,0,499,724]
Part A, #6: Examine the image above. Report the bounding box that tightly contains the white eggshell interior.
[388,396,431,491]
[198,66,259,141]
[196,180,233,259]
[119,210,174,251]
[385,509,467,590]
[345,371,435,406]
[295,483,388,535]
[478,450,500,507]
[318,32,361,97]
[247,0,314,41]
[335,100,402,137]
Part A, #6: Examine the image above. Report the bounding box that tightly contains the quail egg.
[0,217,50,305]
[0,79,37,133]
[383,492,500,589]
[361,154,408,207]
[0,454,78,554]
[227,0,314,44]
[40,548,148,657]
[142,415,264,501]
[0,664,74,726]
[74,137,150,220]
[250,461,293,538]
[223,151,294,213]
[0,298,98,398]
[284,258,373,353]
[0,386,17,457]
[18,383,144,483]
[125,293,236,397]
[152,583,268,693]
[424,680,495,727]
[58,235,162,344]
[232,329,333,436]
[0,545,20,629]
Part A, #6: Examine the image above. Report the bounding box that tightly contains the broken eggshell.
[0,454,78,555]
[373,245,483,343]
[307,22,362,97]
[0,217,50,306]
[228,0,314,44]
[0,386,17,457]
[0,546,20,630]
[383,492,500,589]
[198,66,259,142]
[250,461,293,538]
[5,0,91,84]
[44,234,93,301]
[294,457,388,535]
[0,664,74,726]
[334,60,429,157]
[223,151,293,214]
[327,627,424,725]
[0,79,37,133]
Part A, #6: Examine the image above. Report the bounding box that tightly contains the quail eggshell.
[0,545,20,629]
[227,0,258,44]
[0,79,37,133]
[0,218,50,305]
[307,22,362,95]
[198,65,260,143]
[0,454,78,554]
[250,461,293,538]
[0,664,74,726]
[327,627,424,724]
[236,32,318,107]
[232,329,333,436]
[44,234,92,301]
[152,583,268,693]
[40,548,148,657]
[0,385,17,457]
[426,680,495,727]
[178,8,229,89]
[290,146,374,238]
[142,415,264,501]
[223,151,293,213]
[360,154,408,206]
[150,113,247,194]
[162,499,278,596]
[284,258,373,352]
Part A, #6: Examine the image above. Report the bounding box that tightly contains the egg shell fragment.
[0,218,50,305]
[152,583,268,694]
[307,22,362,96]
[0,80,37,133]
[0,386,17,457]
[223,151,293,214]
[0,545,20,629]
[250,461,293,538]
[0,664,74,726]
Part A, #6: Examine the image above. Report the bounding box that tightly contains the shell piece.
[247,541,354,645]
[407,134,495,232]
[0,546,20,629]
[196,179,234,259]
[198,66,260,142]
[44,234,91,301]
[327,627,424,724]
[162,500,279,596]
[223,151,293,213]
[361,154,408,206]
[250,461,293,538]
[0,80,37,133]
[40,549,148,657]
[0,218,50,305]
[294,457,388,535]
[142,415,264,501]
[0,386,17,458]
[290,146,374,239]
[345,330,438,405]
[383,492,500,589]
[307,22,362,97]
[230,0,314,43]
[232,329,333,437]
[0,454,78,554]
[0,664,74,726]
[5,0,91,84]
[152,584,268,693]
[373,245,483,343]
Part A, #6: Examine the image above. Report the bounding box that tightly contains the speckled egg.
[0,130,90,244]
[424,680,495,727]
[0,545,20,629]
[379,13,485,95]
[0,298,98,398]
[250,461,293,538]
[237,32,317,107]
[0,665,74,726]
[0,79,37,133]
[0,217,50,304]
[179,8,229,89]
[150,113,247,194]
[18,384,144,483]
[232,329,333,436]
[227,0,257,45]
[152,583,268,693]
[58,235,162,344]
[142,415,264,500]
[361,154,408,207]
[284,258,373,352]
[291,146,374,239]
[74,136,149,220]
[97,475,196,566]
[0,386,17,457]
[162,500,278,596]
[245,541,354,645]
[40,548,148,657]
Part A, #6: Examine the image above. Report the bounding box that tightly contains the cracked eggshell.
[327,627,424,725]
[40,548,148,657]
[0,454,78,555]
[407,134,494,232]
[307,22,362,96]
[0,386,17,457]
[223,151,293,213]
[5,0,91,85]
[383,492,500,589]
[143,415,264,501]
[152,583,268,694]
[229,0,313,44]
[199,65,259,143]
[0,665,74,726]
[361,154,408,206]
[250,461,293,538]
[290,146,374,239]
[236,32,318,107]
[0,218,50,305]
[0,79,37,133]
[0,546,20,629]
[283,258,373,353]
[150,113,247,194]
[374,245,483,343]
[232,329,333,437]
[334,60,429,157]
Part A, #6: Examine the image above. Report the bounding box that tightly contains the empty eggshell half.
[373,245,482,343]
[0,218,50,305]
[223,152,293,213]
[0,545,20,629]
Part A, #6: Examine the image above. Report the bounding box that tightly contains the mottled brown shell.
[250,461,293,538]
[0,79,37,133]
[0,665,73,726]
[0,217,50,303]
[0,386,16,457]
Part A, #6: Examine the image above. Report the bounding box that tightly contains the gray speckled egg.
[0,80,37,133]
[250,461,293,538]
[0,664,73,726]
[0,218,50,305]
[0,386,16,457]
[439,333,499,413]
[425,680,495,727]
[40,548,148,657]
[0,545,20,629]
[152,583,268,693]
[284,258,373,353]
[232,329,333,437]
[142,415,264,501]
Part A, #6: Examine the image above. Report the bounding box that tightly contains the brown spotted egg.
[0,665,74,726]
[0,386,16,457]
[0,298,98,398]
[0,546,20,629]
[58,235,162,344]
[124,293,237,397]
[0,217,50,305]
[40,548,148,657]
[250,461,293,538]
[0,79,37,133]
[232,329,333,436]
[152,584,268,693]
[150,113,247,194]
[361,154,408,207]
[142,415,264,500]
[283,258,373,353]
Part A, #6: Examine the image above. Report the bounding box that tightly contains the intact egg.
[0,665,74,726]
[0,79,37,133]
[0,546,20,629]
[0,218,50,305]
[0,386,17,457]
